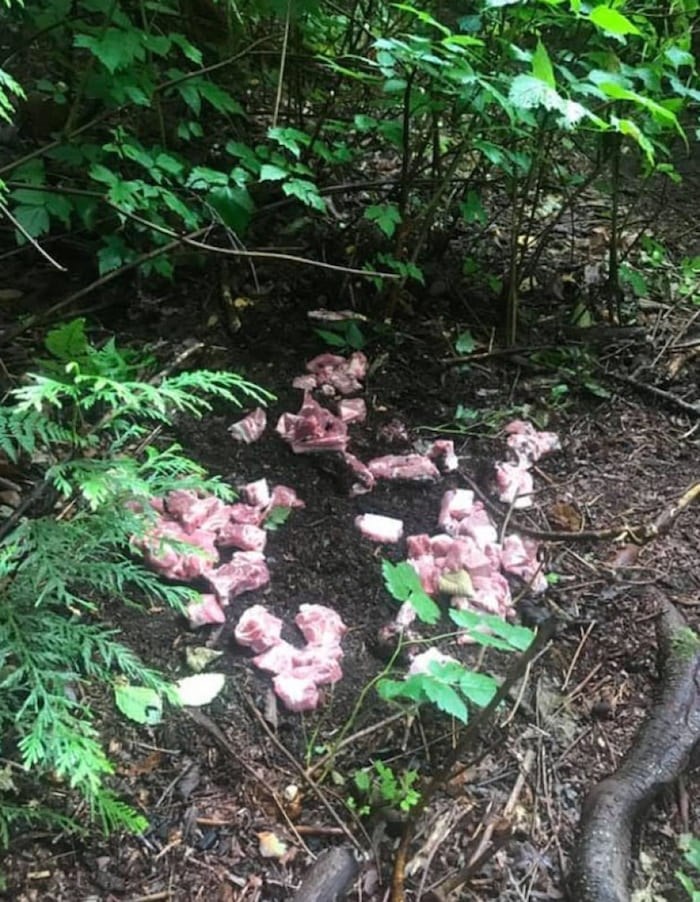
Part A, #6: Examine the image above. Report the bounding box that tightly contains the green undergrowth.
[0,318,272,845]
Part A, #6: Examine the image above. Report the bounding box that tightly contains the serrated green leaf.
[422,678,468,722]
[13,205,50,241]
[455,330,476,354]
[282,179,326,212]
[114,684,163,725]
[259,163,289,182]
[459,670,499,707]
[45,319,89,361]
[364,203,402,238]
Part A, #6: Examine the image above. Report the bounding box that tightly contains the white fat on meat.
[355,513,404,544]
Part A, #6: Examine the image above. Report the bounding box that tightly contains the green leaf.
[259,163,289,182]
[209,186,254,233]
[532,40,555,88]
[455,330,476,354]
[459,671,499,708]
[268,126,310,158]
[509,74,561,111]
[74,28,146,74]
[282,179,326,213]
[588,5,641,36]
[450,609,534,651]
[197,81,243,115]
[382,560,441,624]
[364,203,402,238]
[422,677,468,722]
[13,205,50,241]
[45,319,89,361]
[114,684,163,725]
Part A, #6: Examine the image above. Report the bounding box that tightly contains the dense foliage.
[0,0,697,339]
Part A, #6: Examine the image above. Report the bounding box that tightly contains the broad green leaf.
[74,28,146,74]
[460,671,499,708]
[588,5,641,36]
[382,560,423,603]
[259,163,289,182]
[186,166,229,189]
[268,126,310,158]
[45,319,89,361]
[114,684,163,725]
[532,40,555,88]
[197,81,243,115]
[282,179,326,212]
[209,186,254,234]
[13,205,50,240]
[364,203,402,238]
[422,678,468,722]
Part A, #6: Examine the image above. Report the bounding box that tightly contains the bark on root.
[292,846,359,901]
[570,599,700,902]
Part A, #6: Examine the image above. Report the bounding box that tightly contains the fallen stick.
[570,599,700,902]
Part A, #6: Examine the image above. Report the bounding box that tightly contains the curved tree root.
[570,599,700,902]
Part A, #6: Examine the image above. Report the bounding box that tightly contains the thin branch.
[0,201,67,271]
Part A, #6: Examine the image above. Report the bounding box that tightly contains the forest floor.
[2,168,700,901]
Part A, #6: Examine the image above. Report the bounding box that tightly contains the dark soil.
[2,201,699,901]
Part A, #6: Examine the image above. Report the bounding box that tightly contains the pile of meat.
[132,480,304,627]
[398,487,547,629]
[495,420,560,509]
[235,604,347,712]
[275,352,458,494]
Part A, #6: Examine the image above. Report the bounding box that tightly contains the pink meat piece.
[428,439,459,473]
[228,407,267,443]
[253,641,298,673]
[500,534,548,593]
[408,554,441,596]
[407,533,432,558]
[292,374,317,391]
[452,502,498,549]
[495,462,534,509]
[470,572,512,614]
[185,593,226,628]
[306,352,346,372]
[269,484,305,510]
[240,478,271,508]
[505,420,561,464]
[205,552,270,604]
[217,521,267,552]
[229,502,265,526]
[305,351,368,396]
[166,490,229,534]
[272,673,320,712]
[235,604,284,653]
[355,513,404,543]
[344,452,376,495]
[438,489,475,530]
[443,536,495,579]
[396,600,418,628]
[289,649,343,685]
[140,519,218,580]
[337,398,367,424]
[408,647,459,676]
[276,394,349,454]
[295,604,347,648]
[429,533,456,557]
[368,454,440,482]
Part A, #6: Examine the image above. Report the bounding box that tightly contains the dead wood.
[570,599,700,902]
[292,846,360,901]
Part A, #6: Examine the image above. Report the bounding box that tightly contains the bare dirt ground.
[2,264,699,901]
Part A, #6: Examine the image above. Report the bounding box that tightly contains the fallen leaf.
[185,647,223,673]
[175,673,225,706]
[257,831,287,859]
